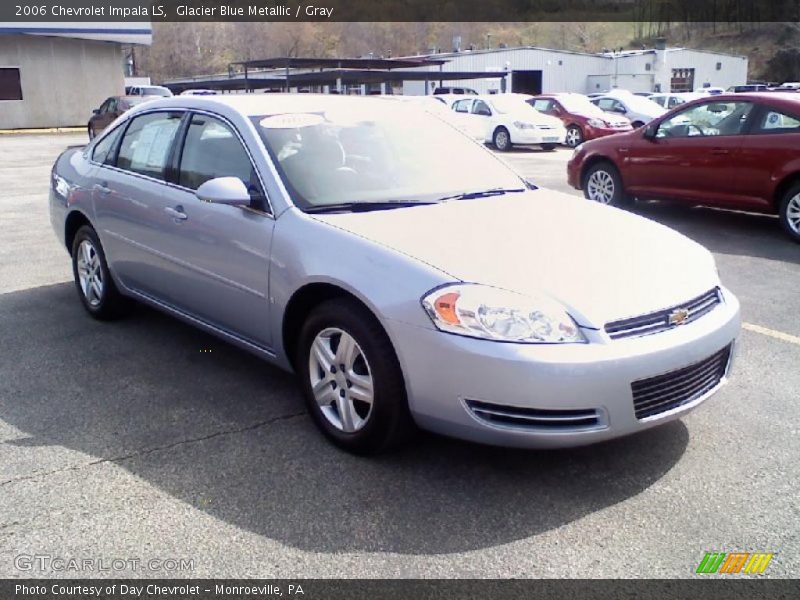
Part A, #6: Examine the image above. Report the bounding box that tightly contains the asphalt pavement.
[0,134,797,578]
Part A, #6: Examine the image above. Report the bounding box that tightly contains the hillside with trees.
[135,21,800,85]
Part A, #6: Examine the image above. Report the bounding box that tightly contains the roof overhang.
[0,22,152,45]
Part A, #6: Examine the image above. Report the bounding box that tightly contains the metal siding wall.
[0,35,124,129]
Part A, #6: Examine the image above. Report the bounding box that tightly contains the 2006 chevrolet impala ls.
[50,95,740,454]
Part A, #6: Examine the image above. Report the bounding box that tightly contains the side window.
[107,98,118,113]
[91,126,123,164]
[453,100,471,113]
[596,98,614,111]
[532,99,552,112]
[755,109,800,134]
[116,111,183,180]
[657,101,753,138]
[98,99,112,114]
[178,114,264,201]
[472,100,492,116]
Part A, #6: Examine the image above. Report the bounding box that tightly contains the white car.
[649,92,704,110]
[695,87,726,95]
[450,94,567,151]
[180,89,219,96]
[591,91,666,127]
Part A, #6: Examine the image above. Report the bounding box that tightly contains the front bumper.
[510,128,566,145]
[388,288,740,448]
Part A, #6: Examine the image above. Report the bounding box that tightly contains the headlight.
[587,118,607,128]
[512,121,537,130]
[421,284,586,344]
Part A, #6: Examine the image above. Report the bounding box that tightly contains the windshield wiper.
[304,200,437,214]
[436,187,526,202]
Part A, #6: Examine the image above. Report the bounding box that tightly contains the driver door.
[623,100,755,205]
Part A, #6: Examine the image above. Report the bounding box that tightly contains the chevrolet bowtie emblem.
[668,308,690,326]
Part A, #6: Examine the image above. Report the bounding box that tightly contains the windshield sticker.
[259,113,324,129]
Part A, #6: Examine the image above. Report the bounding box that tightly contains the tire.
[778,182,800,243]
[582,161,632,208]
[492,126,512,151]
[88,125,96,141]
[71,225,131,320]
[632,121,645,129]
[540,143,557,151]
[565,125,584,148]
[297,298,415,454]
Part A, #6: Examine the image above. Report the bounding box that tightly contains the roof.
[0,22,152,45]
[128,93,448,118]
[230,57,446,70]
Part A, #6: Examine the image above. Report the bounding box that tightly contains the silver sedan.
[49,95,740,454]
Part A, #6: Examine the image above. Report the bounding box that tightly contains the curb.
[0,127,86,135]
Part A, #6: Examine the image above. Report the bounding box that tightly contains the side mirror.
[195,177,251,206]
[92,109,100,115]
[643,123,658,140]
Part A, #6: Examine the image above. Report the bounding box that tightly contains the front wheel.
[583,162,631,208]
[632,121,645,129]
[779,183,800,243]
[71,225,130,320]
[565,125,584,148]
[297,298,414,454]
[492,127,512,151]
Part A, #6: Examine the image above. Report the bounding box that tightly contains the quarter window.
[754,109,800,134]
[657,101,754,138]
[453,100,470,113]
[178,114,264,201]
[116,112,183,181]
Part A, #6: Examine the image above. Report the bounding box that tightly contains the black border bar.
[1,0,799,22]
[2,579,799,600]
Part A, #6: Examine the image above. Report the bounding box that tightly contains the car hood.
[312,191,719,328]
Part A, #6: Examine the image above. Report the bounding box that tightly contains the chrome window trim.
[89,106,275,219]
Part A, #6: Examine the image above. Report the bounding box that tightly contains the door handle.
[710,148,730,155]
[164,206,188,221]
[93,182,111,195]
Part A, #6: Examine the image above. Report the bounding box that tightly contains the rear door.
[623,99,756,206]
[735,104,800,211]
[92,110,186,298]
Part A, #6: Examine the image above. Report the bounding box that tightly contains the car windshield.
[556,95,605,115]
[489,95,533,114]
[251,103,523,210]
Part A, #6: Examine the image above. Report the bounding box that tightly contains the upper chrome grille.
[465,399,604,432]
[631,344,731,420]
[605,288,722,340]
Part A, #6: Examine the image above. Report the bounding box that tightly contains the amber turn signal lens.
[433,292,461,325]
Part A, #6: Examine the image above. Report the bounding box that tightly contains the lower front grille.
[632,345,731,420]
[465,399,603,431]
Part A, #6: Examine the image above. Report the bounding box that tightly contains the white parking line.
[743,322,800,346]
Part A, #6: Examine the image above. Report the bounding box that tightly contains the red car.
[529,93,633,147]
[567,93,800,242]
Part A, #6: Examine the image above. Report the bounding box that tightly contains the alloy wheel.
[566,127,582,147]
[76,240,104,307]
[495,129,510,150]
[586,170,615,204]
[308,327,374,433]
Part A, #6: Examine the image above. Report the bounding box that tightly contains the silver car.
[49,95,741,454]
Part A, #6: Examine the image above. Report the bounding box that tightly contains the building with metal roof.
[0,23,152,129]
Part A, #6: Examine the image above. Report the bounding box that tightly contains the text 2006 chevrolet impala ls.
[50,95,740,454]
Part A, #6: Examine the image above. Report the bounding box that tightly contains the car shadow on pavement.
[1,282,689,555]
[633,201,800,265]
